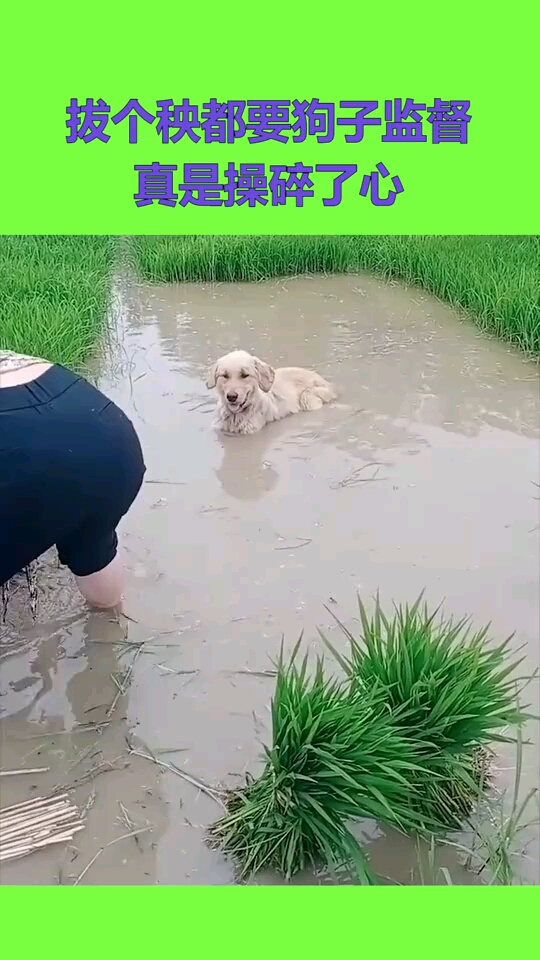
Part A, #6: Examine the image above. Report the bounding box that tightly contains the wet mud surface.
[1,275,539,884]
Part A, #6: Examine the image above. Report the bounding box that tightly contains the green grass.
[439,728,539,885]
[209,597,530,883]
[129,235,540,353]
[0,236,116,368]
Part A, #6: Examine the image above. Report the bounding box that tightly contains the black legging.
[0,364,145,585]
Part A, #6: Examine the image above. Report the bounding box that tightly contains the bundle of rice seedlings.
[210,596,529,882]
[208,642,447,882]
[321,594,529,827]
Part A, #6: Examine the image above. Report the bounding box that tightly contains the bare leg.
[75,552,124,610]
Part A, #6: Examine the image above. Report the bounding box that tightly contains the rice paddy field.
[0,234,539,886]
[1,236,539,361]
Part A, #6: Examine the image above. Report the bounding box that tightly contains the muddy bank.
[1,274,539,884]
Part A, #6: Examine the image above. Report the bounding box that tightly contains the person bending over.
[0,350,146,610]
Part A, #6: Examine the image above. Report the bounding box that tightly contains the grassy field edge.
[1,236,539,361]
[128,235,540,355]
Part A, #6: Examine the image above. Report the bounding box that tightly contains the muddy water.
[1,275,539,885]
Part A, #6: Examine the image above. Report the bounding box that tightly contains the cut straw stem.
[0,793,85,863]
[0,767,50,777]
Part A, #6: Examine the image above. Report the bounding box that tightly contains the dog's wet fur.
[207,349,336,435]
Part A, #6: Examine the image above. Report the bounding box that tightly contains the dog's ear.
[206,362,218,389]
[253,357,275,393]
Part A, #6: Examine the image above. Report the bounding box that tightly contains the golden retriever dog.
[206,349,336,435]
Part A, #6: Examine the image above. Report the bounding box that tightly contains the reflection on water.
[215,432,281,500]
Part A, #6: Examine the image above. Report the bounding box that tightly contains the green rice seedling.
[209,600,532,881]
[323,593,528,752]
[439,729,540,884]
[320,594,530,827]
[0,236,117,368]
[208,641,455,882]
[405,749,492,831]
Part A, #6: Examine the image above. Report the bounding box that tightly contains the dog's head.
[206,350,275,413]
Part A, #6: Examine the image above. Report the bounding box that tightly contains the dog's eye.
[221,372,229,379]
[240,371,248,379]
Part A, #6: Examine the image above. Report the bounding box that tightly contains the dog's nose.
[227,391,238,402]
